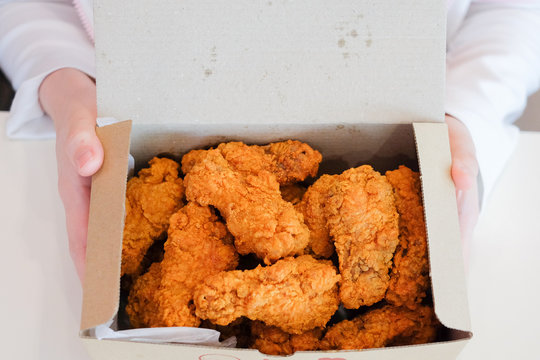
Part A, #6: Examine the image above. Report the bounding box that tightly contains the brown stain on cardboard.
[350,29,358,38]
[204,69,213,77]
[365,39,372,47]
[338,38,346,48]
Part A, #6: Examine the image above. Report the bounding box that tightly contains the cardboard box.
[81,0,472,358]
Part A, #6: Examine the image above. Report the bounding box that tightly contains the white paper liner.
[93,320,237,347]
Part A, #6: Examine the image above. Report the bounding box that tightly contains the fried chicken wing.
[320,305,438,350]
[250,321,322,355]
[295,174,337,258]
[122,157,185,277]
[126,202,238,327]
[182,141,321,264]
[193,255,340,334]
[325,166,399,308]
[385,166,430,309]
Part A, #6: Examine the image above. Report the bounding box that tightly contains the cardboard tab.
[414,122,471,332]
[95,0,445,126]
[81,120,132,331]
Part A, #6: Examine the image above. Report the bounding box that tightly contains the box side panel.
[129,122,418,174]
[95,0,445,126]
[81,337,469,360]
[82,121,132,331]
[413,123,471,332]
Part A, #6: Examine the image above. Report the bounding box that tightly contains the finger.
[66,126,104,177]
[62,178,91,283]
[445,115,479,193]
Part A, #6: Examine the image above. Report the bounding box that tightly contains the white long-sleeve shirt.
[1,0,539,203]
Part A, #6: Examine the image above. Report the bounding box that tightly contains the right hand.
[39,68,104,283]
[445,115,480,263]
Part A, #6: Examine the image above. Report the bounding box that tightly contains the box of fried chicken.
[81,0,472,359]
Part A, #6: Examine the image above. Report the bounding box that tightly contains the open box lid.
[94,0,446,125]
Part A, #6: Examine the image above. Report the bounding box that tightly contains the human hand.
[39,68,103,283]
[445,115,479,263]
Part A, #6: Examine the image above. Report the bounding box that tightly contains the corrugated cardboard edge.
[413,122,472,333]
[81,120,132,331]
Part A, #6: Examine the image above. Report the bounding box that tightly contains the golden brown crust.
[121,157,184,278]
[182,141,321,264]
[320,305,438,350]
[385,166,430,309]
[193,255,340,334]
[126,202,238,327]
[296,175,337,258]
[326,166,399,308]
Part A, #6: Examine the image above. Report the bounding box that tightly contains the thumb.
[66,128,104,177]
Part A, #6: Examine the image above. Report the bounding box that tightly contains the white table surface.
[1,111,539,359]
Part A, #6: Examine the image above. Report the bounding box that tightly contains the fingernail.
[76,150,94,173]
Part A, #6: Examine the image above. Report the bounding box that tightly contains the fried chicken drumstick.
[385,166,430,309]
[193,255,340,334]
[121,157,185,278]
[126,202,238,327]
[182,141,321,264]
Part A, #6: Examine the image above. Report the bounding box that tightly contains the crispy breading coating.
[385,166,430,309]
[182,141,321,185]
[126,202,238,327]
[125,262,161,328]
[325,166,399,308]
[193,255,340,334]
[121,157,184,277]
[261,140,322,185]
[250,321,323,355]
[295,175,337,258]
[182,141,321,264]
[320,305,438,350]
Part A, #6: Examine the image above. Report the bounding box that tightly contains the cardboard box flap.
[95,0,445,126]
[83,336,469,360]
[414,123,471,332]
[81,120,132,331]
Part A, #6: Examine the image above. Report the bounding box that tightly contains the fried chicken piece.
[193,255,340,334]
[122,157,185,277]
[125,262,161,328]
[385,166,430,309]
[320,305,438,350]
[261,140,322,185]
[325,165,399,308]
[126,202,238,327]
[182,141,322,185]
[250,321,323,355]
[280,184,307,205]
[182,141,321,264]
[295,175,337,258]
